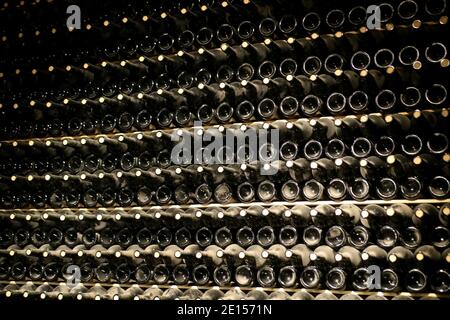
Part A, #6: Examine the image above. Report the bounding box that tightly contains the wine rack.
[0,0,449,301]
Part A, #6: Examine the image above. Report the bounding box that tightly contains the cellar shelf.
[0,108,447,146]
[0,198,448,216]
[0,280,449,300]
